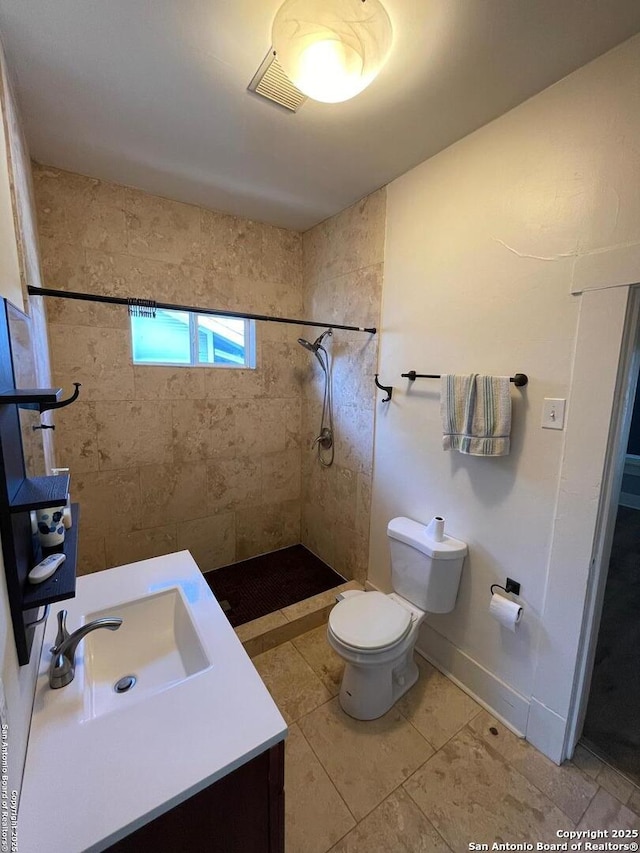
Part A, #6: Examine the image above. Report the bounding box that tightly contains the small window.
[130,308,256,368]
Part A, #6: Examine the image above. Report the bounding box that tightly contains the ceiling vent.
[248,49,307,113]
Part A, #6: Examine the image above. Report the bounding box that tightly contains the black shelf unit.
[9,474,70,513]
[0,388,62,408]
[0,299,80,664]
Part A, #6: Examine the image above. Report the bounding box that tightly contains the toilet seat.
[329,592,412,651]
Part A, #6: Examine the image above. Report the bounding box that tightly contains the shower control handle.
[312,427,333,450]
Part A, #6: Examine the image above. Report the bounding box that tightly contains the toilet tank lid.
[387,517,467,560]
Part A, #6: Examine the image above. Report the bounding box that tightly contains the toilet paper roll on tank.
[489,591,523,631]
[425,515,445,542]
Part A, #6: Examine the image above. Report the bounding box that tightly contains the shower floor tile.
[203,544,346,627]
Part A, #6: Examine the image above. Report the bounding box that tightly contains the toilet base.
[338,649,420,721]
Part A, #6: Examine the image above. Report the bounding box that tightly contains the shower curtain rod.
[27,286,377,335]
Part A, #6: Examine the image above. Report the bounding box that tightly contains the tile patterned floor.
[252,625,640,853]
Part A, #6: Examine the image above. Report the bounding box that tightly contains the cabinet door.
[107,742,284,853]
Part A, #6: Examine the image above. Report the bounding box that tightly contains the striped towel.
[441,374,511,456]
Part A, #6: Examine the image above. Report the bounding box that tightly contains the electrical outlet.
[542,398,566,430]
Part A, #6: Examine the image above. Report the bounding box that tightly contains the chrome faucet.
[49,609,123,689]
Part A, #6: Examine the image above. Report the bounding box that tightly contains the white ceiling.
[1,0,640,231]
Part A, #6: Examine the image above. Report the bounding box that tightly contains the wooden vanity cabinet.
[106,741,284,853]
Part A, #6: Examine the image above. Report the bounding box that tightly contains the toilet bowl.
[327,590,425,720]
[328,516,467,720]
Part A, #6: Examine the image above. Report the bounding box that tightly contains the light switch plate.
[542,398,566,430]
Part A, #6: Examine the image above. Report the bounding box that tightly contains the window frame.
[130,309,257,369]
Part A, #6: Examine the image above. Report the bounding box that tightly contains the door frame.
[526,280,638,764]
[564,285,640,756]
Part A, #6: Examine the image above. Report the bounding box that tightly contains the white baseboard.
[526,698,567,765]
[415,622,530,737]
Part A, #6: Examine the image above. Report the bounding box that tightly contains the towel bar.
[402,371,528,387]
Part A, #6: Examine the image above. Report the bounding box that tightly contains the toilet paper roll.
[489,592,522,632]
[426,516,445,542]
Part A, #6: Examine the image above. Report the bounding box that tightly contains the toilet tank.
[387,517,467,614]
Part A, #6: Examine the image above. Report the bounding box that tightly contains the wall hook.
[374,374,393,402]
[39,382,81,414]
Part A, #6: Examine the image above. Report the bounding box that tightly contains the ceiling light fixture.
[271,0,393,104]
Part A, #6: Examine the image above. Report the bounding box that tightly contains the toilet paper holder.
[490,578,521,596]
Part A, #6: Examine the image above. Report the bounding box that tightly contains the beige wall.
[0,41,50,799]
[370,34,640,756]
[0,106,20,308]
[0,49,20,311]
[301,190,385,583]
[33,165,307,574]
[0,33,54,473]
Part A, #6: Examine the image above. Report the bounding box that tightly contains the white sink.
[82,587,211,720]
[21,552,287,853]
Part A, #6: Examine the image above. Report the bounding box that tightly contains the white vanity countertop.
[18,551,287,853]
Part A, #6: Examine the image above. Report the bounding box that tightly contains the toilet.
[327,516,467,720]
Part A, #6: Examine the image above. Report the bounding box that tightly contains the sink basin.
[82,587,211,720]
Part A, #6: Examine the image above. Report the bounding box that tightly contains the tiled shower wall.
[32,164,385,582]
[33,165,305,574]
[300,190,385,583]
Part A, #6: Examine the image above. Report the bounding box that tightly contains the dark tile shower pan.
[203,544,345,628]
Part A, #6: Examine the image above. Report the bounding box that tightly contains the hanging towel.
[441,374,511,456]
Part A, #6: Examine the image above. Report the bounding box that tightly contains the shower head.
[298,328,332,373]
[297,337,317,353]
[297,328,332,352]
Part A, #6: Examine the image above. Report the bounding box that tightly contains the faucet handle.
[52,609,68,653]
